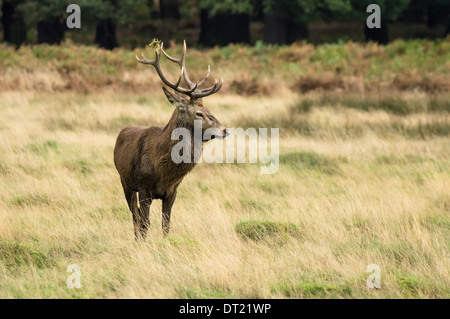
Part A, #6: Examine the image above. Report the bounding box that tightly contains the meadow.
[0,40,449,298]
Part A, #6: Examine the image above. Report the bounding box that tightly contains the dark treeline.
[1,0,449,49]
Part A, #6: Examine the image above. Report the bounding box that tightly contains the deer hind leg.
[122,184,151,241]
[129,190,152,241]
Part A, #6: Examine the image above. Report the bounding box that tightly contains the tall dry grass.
[0,89,448,298]
[0,41,449,298]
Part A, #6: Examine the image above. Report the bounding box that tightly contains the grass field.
[0,41,449,298]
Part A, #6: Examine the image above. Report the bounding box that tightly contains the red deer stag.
[114,41,228,240]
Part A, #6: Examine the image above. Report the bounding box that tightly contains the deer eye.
[196,112,204,118]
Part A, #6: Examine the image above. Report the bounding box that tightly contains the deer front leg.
[162,190,177,237]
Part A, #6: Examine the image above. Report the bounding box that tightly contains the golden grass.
[0,86,448,298]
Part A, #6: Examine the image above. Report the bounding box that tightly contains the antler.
[136,40,223,99]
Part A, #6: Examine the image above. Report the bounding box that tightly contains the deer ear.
[162,87,185,108]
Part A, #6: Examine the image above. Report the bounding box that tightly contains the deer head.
[136,41,228,141]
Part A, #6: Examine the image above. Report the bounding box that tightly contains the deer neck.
[161,108,201,164]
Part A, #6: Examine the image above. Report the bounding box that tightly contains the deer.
[113,41,228,241]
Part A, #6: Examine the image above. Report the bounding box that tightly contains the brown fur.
[114,88,227,240]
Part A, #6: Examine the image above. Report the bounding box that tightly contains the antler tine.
[137,48,185,92]
[212,79,224,94]
[198,85,217,97]
[174,66,184,89]
[213,79,222,92]
[161,41,197,90]
[136,52,155,65]
[181,40,197,90]
[197,65,211,87]
[191,78,224,98]
[186,82,198,94]
[161,42,181,64]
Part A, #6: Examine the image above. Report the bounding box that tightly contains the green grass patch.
[395,275,420,294]
[235,220,299,241]
[10,194,52,207]
[64,159,93,176]
[428,97,450,112]
[273,281,352,298]
[280,151,341,175]
[0,238,51,270]
[238,198,272,212]
[25,140,59,156]
[373,154,427,165]
[167,237,199,250]
[400,120,450,139]
[291,99,314,113]
[292,94,450,115]
[197,181,209,193]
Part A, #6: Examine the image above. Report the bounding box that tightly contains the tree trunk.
[1,0,27,47]
[214,13,250,45]
[446,18,450,36]
[198,9,216,47]
[95,19,119,50]
[264,14,308,44]
[364,19,389,44]
[264,13,286,44]
[159,0,180,20]
[37,19,65,44]
[426,2,450,35]
[285,20,308,43]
